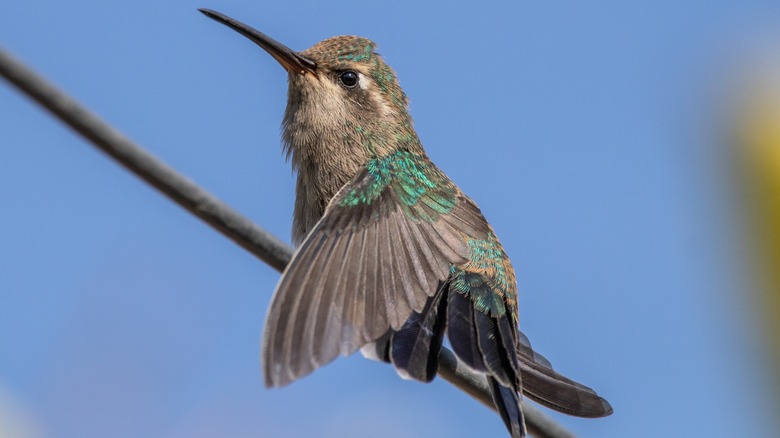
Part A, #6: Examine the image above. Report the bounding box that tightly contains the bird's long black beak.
[199,8,317,76]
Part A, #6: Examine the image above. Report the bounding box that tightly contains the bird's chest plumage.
[291,155,360,244]
[283,91,372,244]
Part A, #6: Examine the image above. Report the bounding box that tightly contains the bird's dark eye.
[339,70,359,88]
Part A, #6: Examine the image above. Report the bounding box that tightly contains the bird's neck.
[283,116,423,244]
[282,77,424,243]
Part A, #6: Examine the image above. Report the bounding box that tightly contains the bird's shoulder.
[331,150,519,316]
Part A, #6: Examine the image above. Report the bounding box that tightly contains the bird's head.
[199,9,419,162]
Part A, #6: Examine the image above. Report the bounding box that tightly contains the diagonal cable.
[0,47,574,438]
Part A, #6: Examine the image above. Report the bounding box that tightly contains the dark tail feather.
[515,330,613,418]
[389,283,448,382]
[448,285,527,436]
[488,376,526,438]
[474,308,516,386]
[519,356,613,418]
[446,289,488,372]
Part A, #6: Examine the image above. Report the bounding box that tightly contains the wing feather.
[387,214,418,321]
[326,231,354,358]
[364,217,387,340]
[381,210,407,329]
[404,220,442,285]
[343,225,368,350]
[395,217,430,302]
[262,155,472,387]
[264,230,330,384]
[297,229,344,373]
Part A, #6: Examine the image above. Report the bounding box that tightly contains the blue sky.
[2,1,780,437]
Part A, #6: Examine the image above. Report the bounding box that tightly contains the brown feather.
[262,168,477,387]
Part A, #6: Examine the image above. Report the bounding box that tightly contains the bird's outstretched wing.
[262,150,489,387]
[262,149,612,437]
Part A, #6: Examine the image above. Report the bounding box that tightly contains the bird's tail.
[488,375,526,438]
[362,275,612,437]
[362,282,449,382]
[445,280,526,437]
[363,280,528,437]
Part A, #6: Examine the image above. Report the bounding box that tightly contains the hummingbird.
[199,9,612,437]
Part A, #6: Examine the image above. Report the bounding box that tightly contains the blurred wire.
[0,46,574,438]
